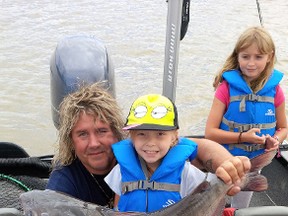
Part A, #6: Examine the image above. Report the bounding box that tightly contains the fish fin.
[250,151,276,172]
[211,197,226,216]
[190,180,210,195]
[241,172,268,192]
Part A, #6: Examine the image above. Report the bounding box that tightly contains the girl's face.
[131,130,178,171]
[238,42,272,81]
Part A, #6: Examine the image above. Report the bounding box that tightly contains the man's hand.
[215,156,251,196]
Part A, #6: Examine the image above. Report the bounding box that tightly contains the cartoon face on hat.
[123,94,179,130]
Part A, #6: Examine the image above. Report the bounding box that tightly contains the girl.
[205,26,288,208]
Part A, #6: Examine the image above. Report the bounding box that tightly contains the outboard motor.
[50,35,115,129]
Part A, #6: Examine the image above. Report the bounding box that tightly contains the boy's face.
[130,129,178,171]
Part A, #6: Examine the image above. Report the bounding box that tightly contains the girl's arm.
[274,101,288,143]
[205,97,243,144]
[265,101,288,151]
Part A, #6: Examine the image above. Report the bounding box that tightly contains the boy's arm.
[113,194,120,210]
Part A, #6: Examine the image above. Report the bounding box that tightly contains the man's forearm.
[190,138,233,172]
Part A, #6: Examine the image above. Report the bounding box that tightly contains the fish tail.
[242,172,268,192]
[250,151,276,172]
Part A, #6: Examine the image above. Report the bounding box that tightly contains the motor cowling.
[50,35,115,129]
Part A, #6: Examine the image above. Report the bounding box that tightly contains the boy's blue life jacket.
[219,69,283,158]
[111,137,198,212]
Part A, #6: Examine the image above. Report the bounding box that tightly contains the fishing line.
[256,0,264,27]
[264,191,277,206]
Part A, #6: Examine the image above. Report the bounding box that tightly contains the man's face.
[71,112,118,174]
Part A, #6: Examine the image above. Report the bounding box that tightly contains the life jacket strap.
[230,94,274,112]
[222,117,276,132]
[121,180,180,194]
[228,144,265,152]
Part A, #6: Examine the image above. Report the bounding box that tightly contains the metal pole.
[162,0,183,102]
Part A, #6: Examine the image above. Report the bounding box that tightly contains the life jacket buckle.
[245,145,254,152]
[123,185,129,193]
[243,144,265,152]
[248,94,259,101]
[142,181,155,190]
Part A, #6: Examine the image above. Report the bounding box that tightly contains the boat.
[0,142,52,214]
[1,0,288,215]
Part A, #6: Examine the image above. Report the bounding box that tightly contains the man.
[46,83,250,207]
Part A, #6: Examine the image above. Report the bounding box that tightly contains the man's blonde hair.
[53,82,125,166]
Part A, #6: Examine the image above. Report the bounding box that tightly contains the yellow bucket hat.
[123,94,179,130]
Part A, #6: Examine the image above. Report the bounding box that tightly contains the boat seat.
[0,208,22,216]
[235,206,288,216]
[0,142,29,158]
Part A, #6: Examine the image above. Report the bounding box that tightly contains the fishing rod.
[162,0,190,102]
[256,0,264,27]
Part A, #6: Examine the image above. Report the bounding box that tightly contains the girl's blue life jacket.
[219,69,283,158]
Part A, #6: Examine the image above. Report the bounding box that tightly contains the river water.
[1,0,287,156]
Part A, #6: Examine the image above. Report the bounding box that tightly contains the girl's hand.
[264,134,279,152]
[243,128,266,144]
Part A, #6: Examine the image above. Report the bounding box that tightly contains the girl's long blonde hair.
[53,82,126,167]
[213,27,276,92]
